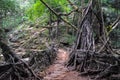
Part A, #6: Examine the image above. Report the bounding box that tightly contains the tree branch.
[107,16,120,35]
[67,0,78,10]
[58,10,75,16]
[111,16,120,30]
[39,0,78,31]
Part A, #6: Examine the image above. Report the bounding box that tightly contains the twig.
[58,10,75,16]
[67,0,78,10]
[107,16,120,35]
[20,59,41,80]
[97,37,109,53]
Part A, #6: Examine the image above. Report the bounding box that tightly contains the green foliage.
[46,0,70,12]
[26,1,46,20]
[0,0,24,29]
[62,34,76,45]
[101,0,120,48]
[2,15,23,29]
[0,27,6,39]
[0,0,119,48]
[0,0,22,40]
[0,0,16,14]
[26,0,70,21]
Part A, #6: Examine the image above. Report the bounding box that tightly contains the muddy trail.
[42,49,89,80]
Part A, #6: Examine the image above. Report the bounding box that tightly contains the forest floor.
[7,27,90,80]
[41,49,89,80]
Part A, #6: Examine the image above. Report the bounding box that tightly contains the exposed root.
[67,0,120,79]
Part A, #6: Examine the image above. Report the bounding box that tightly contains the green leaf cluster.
[26,0,70,21]
[26,1,46,20]
[0,0,16,14]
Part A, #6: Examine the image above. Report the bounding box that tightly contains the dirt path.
[43,49,89,80]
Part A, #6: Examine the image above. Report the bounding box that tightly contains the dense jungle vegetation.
[0,0,120,80]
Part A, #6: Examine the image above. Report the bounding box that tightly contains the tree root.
[67,0,120,79]
[0,41,42,80]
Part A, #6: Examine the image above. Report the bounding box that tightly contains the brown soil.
[40,49,89,80]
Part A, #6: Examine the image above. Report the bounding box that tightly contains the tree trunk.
[67,0,120,79]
